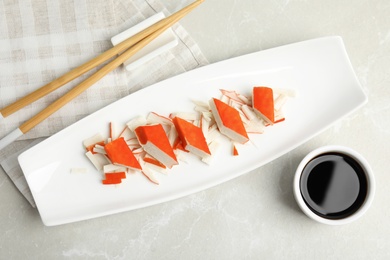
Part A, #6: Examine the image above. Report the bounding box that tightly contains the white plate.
[18,36,367,226]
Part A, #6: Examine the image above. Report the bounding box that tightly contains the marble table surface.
[1,0,389,259]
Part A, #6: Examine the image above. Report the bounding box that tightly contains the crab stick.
[143,154,167,169]
[102,171,127,185]
[134,124,178,168]
[104,137,142,171]
[209,98,249,144]
[173,117,211,159]
[252,87,275,125]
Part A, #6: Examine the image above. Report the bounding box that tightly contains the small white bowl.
[293,145,375,225]
[111,12,178,71]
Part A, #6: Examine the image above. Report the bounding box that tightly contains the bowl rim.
[293,145,375,225]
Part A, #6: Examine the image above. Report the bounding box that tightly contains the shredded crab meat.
[132,147,145,155]
[127,115,147,131]
[241,105,256,121]
[238,110,251,125]
[102,171,127,185]
[273,88,298,98]
[238,94,251,105]
[143,153,167,168]
[146,112,173,126]
[103,164,127,174]
[201,117,210,137]
[143,154,168,174]
[220,95,230,104]
[220,89,244,104]
[239,105,266,134]
[92,146,106,155]
[81,86,295,186]
[194,106,209,113]
[202,140,220,165]
[118,127,135,141]
[85,151,110,171]
[204,124,220,144]
[94,144,105,150]
[229,100,243,112]
[274,94,288,111]
[126,138,141,146]
[201,111,213,122]
[170,112,201,121]
[193,119,201,128]
[245,120,265,134]
[192,100,210,115]
[109,122,116,140]
[83,133,104,148]
[274,110,285,123]
[192,99,210,109]
[139,159,160,185]
[144,162,168,174]
[232,143,239,156]
[167,126,179,147]
[174,149,190,164]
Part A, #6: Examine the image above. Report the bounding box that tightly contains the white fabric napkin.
[0,0,208,207]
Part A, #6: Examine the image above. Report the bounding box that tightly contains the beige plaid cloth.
[0,0,208,206]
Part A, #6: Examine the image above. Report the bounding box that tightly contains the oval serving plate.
[18,36,367,226]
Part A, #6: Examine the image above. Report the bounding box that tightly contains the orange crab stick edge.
[104,137,142,171]
[173,116,211,159]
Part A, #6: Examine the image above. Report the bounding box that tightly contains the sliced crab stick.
[252,87,275,125]
[104,137,142,171]
[135,124,178,168]
[173,116,211,159]
[102,172,127,185]
[209,98,249,144]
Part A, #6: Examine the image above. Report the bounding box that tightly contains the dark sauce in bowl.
[300,153,367,219]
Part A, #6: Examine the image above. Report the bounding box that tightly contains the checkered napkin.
[0,0,208,207]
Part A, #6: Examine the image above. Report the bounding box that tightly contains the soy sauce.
[300,153,367,219]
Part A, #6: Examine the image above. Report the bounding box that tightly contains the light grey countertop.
[1,0,389,259]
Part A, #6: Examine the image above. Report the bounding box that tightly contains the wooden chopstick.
[0,0,204,150]
[0,0,204,119]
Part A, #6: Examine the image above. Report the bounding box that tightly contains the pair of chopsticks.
[0,0,204,150]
